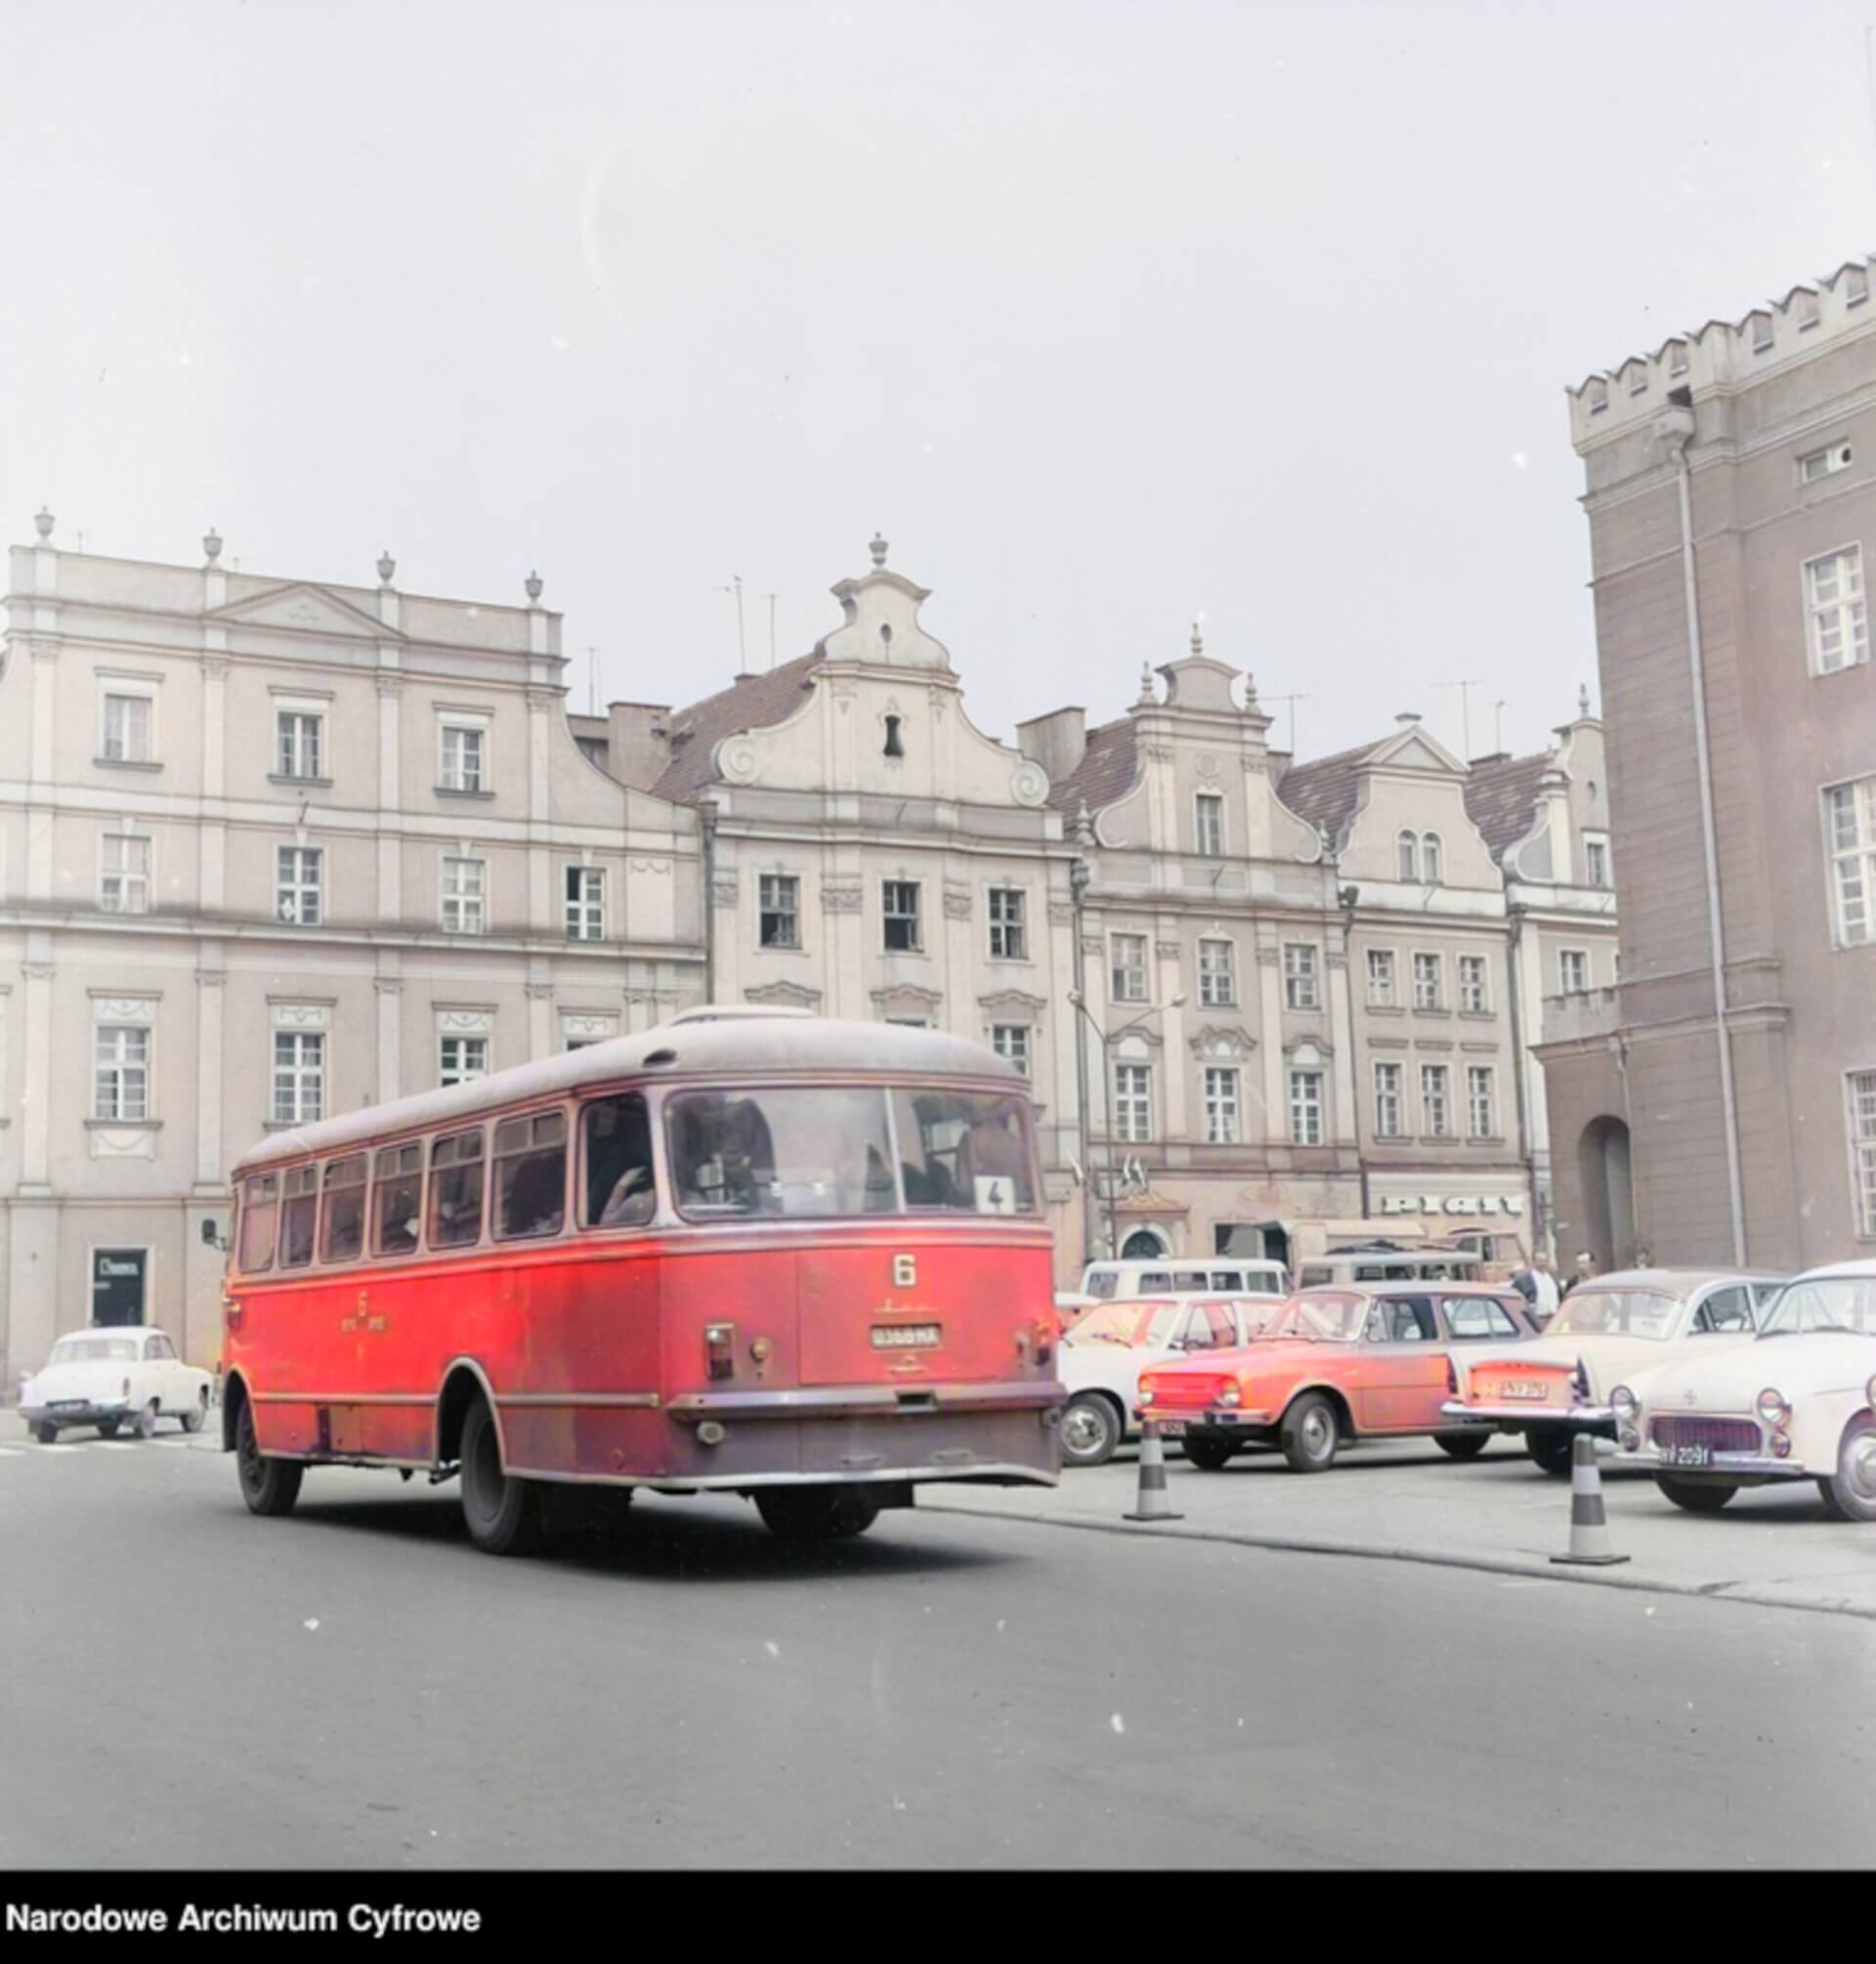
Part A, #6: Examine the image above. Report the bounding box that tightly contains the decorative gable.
[210,582,399,640]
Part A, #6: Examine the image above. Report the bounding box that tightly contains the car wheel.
[1180,1429,1235,1472]
[234,1397,304,1518]
[1059,1394,1122,1469]
[136,1400,159,1441]
[459,1398,542,1556]
[1434,1432,1491,1461]
[1526,1427,1575,1477]
[96,1419,121,1438]
[1655,1475,1739,1514]
[754,1485,881,1541]
[1280,1391,1341,1473]
[181,1388,208,1435]
[1817,1415,1876,1523]
[31,1423,58,1445]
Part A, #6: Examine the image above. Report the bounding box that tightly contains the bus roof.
[231,1014,1025,1177]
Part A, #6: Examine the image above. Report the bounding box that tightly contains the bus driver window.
[583,1094,656,1228]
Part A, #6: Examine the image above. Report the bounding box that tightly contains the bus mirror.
[200,1219,229,1252]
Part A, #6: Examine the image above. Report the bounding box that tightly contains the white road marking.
[0,1447,22,1459]
[96,1442,141,1452]
[33,1443,86,1455]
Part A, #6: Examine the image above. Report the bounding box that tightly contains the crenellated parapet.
[1565,254,1876,449]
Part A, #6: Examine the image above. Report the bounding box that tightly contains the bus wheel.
[459,1399,542,1557]
[754,1485,880,1542]
[234,1398,303,1517]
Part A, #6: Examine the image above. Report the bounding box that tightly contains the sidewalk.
[918,1435,1876,1621]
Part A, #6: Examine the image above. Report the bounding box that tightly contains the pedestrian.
[1530,1261,1560,1320]
[1634,1243,1653,1269]
[1561,1251,1596,1298]
[1509,1263,1539,1308]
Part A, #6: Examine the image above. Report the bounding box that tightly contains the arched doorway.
[1575,1116,1635,1272]
[1121,1226,1170,1260]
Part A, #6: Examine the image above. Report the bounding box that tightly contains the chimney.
[1015,705,1086,787]
[606,701,673,789]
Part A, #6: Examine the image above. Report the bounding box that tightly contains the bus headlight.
[704,1323,735,1381]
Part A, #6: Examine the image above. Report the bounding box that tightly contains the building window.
[1825,776,1876,946]
[100,692,153,764]
[100,833,150,915]
[1413,952,1443,1010]
[1585,836,1611,888]
[1204,1066,1241,1144]
[882,713,904,759]
[1850,1070,1876,1236]
[1797,290,1821,330]
[988,887,1027,961]
[276,845,323,926]
[1750,312,1773,354]
[1805,547,1868,676]
[1468,1065,1496,1139]
[1397,832,1420,882]
[565,866,604,942]
[1374,1061,1403,1139]
[1199,937,1236,1007]
[1627,361,1648,396]
[439,1035,489,1088]
[1113,1062,1152,1143]
[1800,443,1853,486]
[1111,933,1149,1003]
[1289,1069,1323,1147]
[439,720,487,792]
[1587,378,1608,415]
[882,880,922,953]
[442,856,487,934]
[1458,954,1488,1013]
[1366,949,1397,1007]
[1421,833,1443,885]
[1283,943,1319,1010]
[1667,339,1689,375]
[1421,1064,1450,1139]
[1559,948,1591,995]
[1850,266,1870,309]
[759,875,800,950]
[277,709,323,780]
[272,1031,325,1126]
[94,1024,150,1122]
[992,1025,1031,1077]
[1195,792,1225,858]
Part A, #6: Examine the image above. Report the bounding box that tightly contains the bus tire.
[459,1398,542,1556]
[754,1484,880,1542]
[234,1396,303,1517]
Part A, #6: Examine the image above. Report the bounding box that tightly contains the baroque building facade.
[0,522,705,1377]
[1542,256,1876,1272]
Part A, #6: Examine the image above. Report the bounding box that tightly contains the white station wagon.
[18,1328,213,1443]
[1611,1261,1876,1518]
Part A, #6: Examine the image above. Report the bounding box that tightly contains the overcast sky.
[8,0,1876,769]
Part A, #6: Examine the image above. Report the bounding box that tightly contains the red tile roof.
[1275,738,1387,844]
[650,652,826,801]
[1463,751,1553,863]
[1045,716,1137,815]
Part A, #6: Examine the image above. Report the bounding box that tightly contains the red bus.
[220,1011,1064,1554]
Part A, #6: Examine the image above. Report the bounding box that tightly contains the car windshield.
[1261,1293,1367,1343]
[1760,1276,1876,1337]
[1064,1302,1180,1347]
[50,1336,140,1364]
[1546,1289,1679,1340]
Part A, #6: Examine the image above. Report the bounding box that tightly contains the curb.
[915,1493,1876,1625]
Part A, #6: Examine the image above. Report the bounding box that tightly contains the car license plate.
[1502,1383,1550,1401]
[1661,1443,1713,1469]
[872,1323,940,1349]
[49,1400,86,1412]
[1157,1421,1186,1437]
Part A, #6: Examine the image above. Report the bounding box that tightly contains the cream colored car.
[1611,1261,1876,1518]
[19,1328,213,1443]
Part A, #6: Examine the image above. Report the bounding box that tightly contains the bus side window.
[320,1154,368,1262]
[583,1094,656,1228]
[238,1174,278,1273]
[428,1128,487,1250]
[279,1166,319,1268]
[372,1143,424,1257]
[494,1109,568,1240]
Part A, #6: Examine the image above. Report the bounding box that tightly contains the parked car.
[1054,1292,1097,1327]
[1135,1283,1541,1473]
[18,1328,212,1443]
[1056,1296,1286,1467]
[1080,1259,1290,1302]
[1439,1267,1783,1474]
[1610,1261,1876,1518]
[1291,1243,1484,1289]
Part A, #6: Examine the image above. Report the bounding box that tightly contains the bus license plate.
[872,1323,940,1349]
[1661,1444,1713,1469]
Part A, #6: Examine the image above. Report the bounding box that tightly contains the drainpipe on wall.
[1657,393,1748,1266]
[1069,853,1095,1269]
[1503,901,1541,1256]
[1334,873,1368,1220]
[699,802,718,1005]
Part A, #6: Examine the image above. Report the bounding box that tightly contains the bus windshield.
[665,1084,1038,1221]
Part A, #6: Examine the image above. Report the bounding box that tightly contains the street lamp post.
[1066,988,1186,1262]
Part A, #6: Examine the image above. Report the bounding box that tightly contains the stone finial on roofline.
[377,550,396,587]
[1137,662,1156,704]
[33,507,54,541]
[869,533,888,571]
[1190,620,1203,658]
[1578,683,1591,717]
[202,528,223,564]
[525,569,544,603]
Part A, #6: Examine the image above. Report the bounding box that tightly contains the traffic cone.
[1124,1420,1183,1523]
[1551,1432,1629,1566]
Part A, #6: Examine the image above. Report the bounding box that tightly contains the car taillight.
[704,1323,735,1381]
[1569,1359,1590,1405]
[1445,1356,1458,1395]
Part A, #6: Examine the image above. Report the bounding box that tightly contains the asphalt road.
[2,1433,1870,1868]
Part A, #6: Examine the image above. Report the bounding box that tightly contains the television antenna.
[715,576,746,670]
[1436,678,1485,763]
[1266,693,1309,755]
